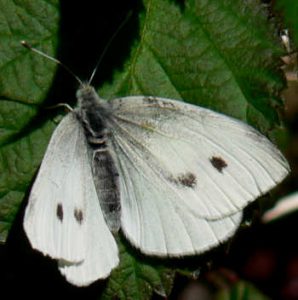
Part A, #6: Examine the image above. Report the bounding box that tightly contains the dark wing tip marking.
[210,156,227,173]
[143,96,159,105]
[143,96,175,108]
[169,172,197,188]
[74,208,84,225]
[56,203,63,222]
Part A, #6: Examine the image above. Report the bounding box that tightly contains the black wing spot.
[56,203,63,222]
[210,156,227,173]
[169,172,197,188]
[74,208,84,225]
[178,172,197,187]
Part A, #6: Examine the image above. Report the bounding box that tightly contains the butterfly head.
[77,83,95,97]
[76,83,103,109]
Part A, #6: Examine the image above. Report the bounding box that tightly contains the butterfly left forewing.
[24,113,119,286]
[24,114,88,262]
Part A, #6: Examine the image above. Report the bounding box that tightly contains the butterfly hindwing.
[111,133,243,255]
[58,150,119,286]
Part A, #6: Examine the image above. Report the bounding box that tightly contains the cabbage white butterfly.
[22,42,290,286]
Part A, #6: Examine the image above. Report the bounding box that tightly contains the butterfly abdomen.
[92,150,121,232]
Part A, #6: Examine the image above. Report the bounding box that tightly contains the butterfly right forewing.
[108,96,289,219]
[106,95,289,256]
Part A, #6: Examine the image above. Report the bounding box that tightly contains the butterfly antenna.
[88,11,132,85]
[21,41,83,86]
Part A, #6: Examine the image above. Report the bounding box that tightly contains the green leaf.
[102,238,174,300]
[0,0,59,241]
[275,0,298,47]
[101,0,285,133]
[216,281,270,300]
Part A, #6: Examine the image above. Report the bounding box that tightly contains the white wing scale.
[24,113,119,286]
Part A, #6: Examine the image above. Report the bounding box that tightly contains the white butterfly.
[23,81,289,286]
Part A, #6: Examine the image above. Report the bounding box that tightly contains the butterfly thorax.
[76,84,121,232]
[76,84,109,142]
